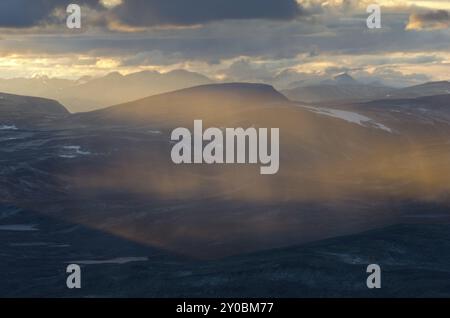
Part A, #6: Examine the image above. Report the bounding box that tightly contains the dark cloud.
[416,10,449,22]
[0,0,58,28]
[406,10,450,30]
[2,14,450,64]
[0,0,302,29]
[0,0,101,28]
[112,0,302,27]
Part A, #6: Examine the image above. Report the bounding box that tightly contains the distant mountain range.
[0,70,212,113]
[390,81,450,99]
[2,71,450,112]
[283,73,450,104]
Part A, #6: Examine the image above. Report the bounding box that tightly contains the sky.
[0,0,449,86]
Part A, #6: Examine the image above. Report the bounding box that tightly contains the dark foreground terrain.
[1,203,450,297]
[1,84,450,297]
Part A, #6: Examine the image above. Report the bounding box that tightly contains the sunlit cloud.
[100,0,123,9]
[299,0,450,10]
[406,0,450,11]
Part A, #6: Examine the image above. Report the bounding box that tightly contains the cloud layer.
[111,0,302,27]
[0,0,449,84]
[406,10,450,30]
[0,0,302,29]
[0,0,102,28]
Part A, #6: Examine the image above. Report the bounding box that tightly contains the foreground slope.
[0,92,69,128]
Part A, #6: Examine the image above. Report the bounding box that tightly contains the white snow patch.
[0,124,18,130]
[59,145,91,159]
[0,137,19,141]
[63,145,91,155]
[319,251,367,265]
[0,224,38,231]
[302,106,392,133]
[66,257,148,265]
